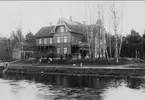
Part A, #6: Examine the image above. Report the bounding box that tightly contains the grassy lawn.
[11,57,145,68]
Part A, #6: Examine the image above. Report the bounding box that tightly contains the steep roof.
[35,18,85,38]
[55,18,85,34]
[35,26,54,38]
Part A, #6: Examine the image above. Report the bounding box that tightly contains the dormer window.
[60,26,65,32]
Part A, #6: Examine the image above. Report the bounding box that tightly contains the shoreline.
[0,63,145,77]
[0,58,145,77]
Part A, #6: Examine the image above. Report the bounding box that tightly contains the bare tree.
[84,3,108,61]
[109,2,123,63]
[11,28,24,43]
[85,25,93,61]
[118,10,123,56]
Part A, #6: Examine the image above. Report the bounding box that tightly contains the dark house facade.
[35,17,88,59]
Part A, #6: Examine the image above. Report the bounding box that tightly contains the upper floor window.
[64,47,67,54]
[57,37,60,43]
[64,36,67,43]
[50,38,52,44]
[60,26,65,32]
[57,48,60,54]
[44,38,47,44]
[39,39,41,44]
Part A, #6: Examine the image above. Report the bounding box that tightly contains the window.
[64,36,67,43]
[44,38,47,44]
[50,38,52,44]
[57,48,60,54]
[39,39,41,44]
[60,26,65,32]
[57,37,60,43]
[64,47,67,54]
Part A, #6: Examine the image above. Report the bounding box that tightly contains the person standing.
[48,57,52,64]
[37,57,42,65]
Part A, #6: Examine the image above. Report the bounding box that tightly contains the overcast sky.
[0,1,145,37]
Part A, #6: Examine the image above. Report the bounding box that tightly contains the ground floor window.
[57,48,60,54]
[64,47,67,54]
[50,49,52,53]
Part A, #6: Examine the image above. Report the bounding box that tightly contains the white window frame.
[39,39,42,44]
[57,48,60,54]
[64,36,67,43]
[64,47,67,54]
[50,38,52,44]
[44,38,47,44]
[57,37,61,43]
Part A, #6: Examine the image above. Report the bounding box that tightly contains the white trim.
[50,18,83,34]
[50,18,72,33]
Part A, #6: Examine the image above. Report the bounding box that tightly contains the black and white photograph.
[0,1,145,100]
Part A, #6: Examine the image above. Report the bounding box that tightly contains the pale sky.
[0,1,145,37]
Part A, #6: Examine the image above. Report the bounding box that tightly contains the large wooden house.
[35,17,88,58]
[35,17,107,59]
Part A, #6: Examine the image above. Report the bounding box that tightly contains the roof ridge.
[58,17,83,26]
[42,25,55,28]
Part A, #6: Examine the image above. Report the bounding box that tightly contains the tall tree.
[11,28,24,43]
[8,28,24,58]
[109,2,123,63]
[25,31,35,44]
[127,29,141,58]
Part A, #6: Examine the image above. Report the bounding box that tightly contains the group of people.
[60,54,72,60]
[37,56,52,65]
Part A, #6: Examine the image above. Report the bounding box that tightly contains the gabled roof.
[35,18,86,38]
[53,18,85,34]
[35,26,54,38]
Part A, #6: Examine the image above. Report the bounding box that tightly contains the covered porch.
[71,42,89,59]
[36,45,55,58]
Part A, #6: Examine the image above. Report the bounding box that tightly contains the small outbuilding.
[12,42,35,59]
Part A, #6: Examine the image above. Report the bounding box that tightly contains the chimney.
[69,16,72,21]
[49,22,52,26]
[83,21,86,25]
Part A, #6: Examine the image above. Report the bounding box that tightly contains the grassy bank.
[14,57,145,67]
[1,64,145,77]
[0,57,145,77]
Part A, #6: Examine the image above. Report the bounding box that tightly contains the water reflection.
[0,73,145,100]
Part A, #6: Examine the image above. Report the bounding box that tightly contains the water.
[0,74,145,100]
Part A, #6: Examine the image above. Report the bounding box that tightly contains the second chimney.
[50,22,52,26]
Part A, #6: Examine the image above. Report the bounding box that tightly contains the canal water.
[0,74,145,100]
